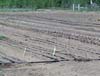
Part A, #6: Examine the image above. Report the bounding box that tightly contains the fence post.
[90,0,93,5]
[73,4,75,11]
[78,4,80,11]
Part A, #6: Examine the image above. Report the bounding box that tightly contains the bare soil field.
[0,11,100,76]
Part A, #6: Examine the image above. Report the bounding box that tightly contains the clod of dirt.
[97,19,100,21]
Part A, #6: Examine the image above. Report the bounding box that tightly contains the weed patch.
[0,35,7,40]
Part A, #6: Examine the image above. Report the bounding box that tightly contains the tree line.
[0,0,100,8]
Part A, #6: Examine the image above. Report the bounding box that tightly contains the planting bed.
[0,11,100,76]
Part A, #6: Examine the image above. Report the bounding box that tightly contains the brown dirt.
[0,11,100,76]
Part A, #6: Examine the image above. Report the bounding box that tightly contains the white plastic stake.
[53,46,56,56]
[23,48,26,57]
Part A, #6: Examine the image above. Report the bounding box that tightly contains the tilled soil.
[0,11,100,76]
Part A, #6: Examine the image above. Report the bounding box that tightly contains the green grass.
[0,0,71,10]
[0,8,35,12]
[0,0,100,12]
